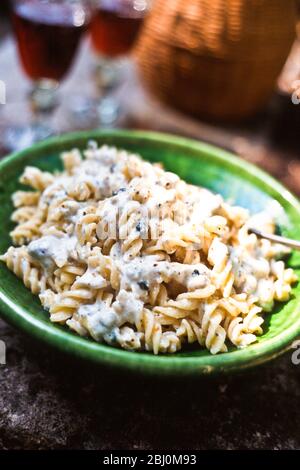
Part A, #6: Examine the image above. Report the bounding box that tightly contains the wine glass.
[89,0,150,126]
[5,0,92,151]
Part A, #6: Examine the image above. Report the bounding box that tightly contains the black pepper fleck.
[138,281,149,291]
[113,187,126,196]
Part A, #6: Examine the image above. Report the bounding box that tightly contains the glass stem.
[2,79,59,152]
[29,79,59,133]
[93,56,124,126]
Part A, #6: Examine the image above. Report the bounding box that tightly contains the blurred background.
[0,0,299,192]
[1,0,300,452]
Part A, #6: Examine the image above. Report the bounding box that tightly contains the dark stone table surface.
[0,22,300,450]
[1,317,300,450]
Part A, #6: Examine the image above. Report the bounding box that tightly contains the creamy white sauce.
[5,143,295,355]
[75,268,108,290]
[113,290,143,325]
[28,235,77,270]
[118,256,210,293]
[77,301,119,343]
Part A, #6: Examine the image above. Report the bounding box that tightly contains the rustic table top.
[0,25,300,450]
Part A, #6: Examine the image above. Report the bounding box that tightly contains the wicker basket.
[135,0,297,120]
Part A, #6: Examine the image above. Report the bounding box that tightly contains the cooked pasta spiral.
[1,143,297,355]
[0,246,46,294]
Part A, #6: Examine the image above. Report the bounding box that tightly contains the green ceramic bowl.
[0,130,300,375]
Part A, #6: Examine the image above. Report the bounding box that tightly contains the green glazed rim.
[0,129,300,376]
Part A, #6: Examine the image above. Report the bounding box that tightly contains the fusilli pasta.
[1,143,297,354]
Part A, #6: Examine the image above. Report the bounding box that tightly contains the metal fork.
[248,228,300,251]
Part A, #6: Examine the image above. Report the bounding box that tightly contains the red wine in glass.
[90,0,148,58]
[12,0,90,81]
[3,0,92,152]
[2,0,10,15]
[88,1,149,127]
